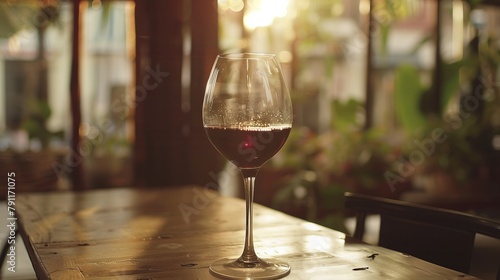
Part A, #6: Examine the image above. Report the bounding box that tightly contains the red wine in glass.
[203,53,292,279]
[205,126,291,170]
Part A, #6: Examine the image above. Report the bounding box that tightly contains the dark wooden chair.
[344,192,500,275]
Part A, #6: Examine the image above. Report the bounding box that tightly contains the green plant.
[393,23,500,189]
[270,99,401,231]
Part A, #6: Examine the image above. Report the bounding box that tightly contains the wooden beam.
[364,0,374,130]
[69,0,84,190]
[134,1,187,187]
[188,0,224,185]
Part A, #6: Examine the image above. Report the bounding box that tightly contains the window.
[0,0,135,190]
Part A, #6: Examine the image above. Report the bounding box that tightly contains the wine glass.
[203,53,293,279]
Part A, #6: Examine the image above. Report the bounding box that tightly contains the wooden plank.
[16,186,479,279]
[134,1,188,187]
[69,0,84,189]
[188,0,225,185]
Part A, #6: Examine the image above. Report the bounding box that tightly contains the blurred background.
[0,0,499,229]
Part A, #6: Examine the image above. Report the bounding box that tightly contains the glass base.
[209,257,290,279]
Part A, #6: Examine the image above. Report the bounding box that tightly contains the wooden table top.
[15,185,478,279]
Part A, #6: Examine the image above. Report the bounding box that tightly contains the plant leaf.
[394,64,427,133]
[441,60,462,113]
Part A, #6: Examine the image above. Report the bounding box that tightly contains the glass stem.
[238,174,259,264]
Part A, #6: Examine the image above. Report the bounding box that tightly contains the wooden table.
[14,185,478,279]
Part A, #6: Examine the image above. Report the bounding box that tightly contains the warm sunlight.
[244,0,290,30]
[218,0,244,12]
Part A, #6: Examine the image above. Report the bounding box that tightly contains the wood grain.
[16,186,478,279]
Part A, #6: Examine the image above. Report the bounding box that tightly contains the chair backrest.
[344,192,500,274]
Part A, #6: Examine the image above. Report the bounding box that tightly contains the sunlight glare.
[230,0,244,12]
[278,51,292,63]
[359,0,370,15]
[218,0,244,12]
[244,0,290,30]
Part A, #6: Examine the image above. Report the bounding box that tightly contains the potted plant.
[263,99,408,231]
